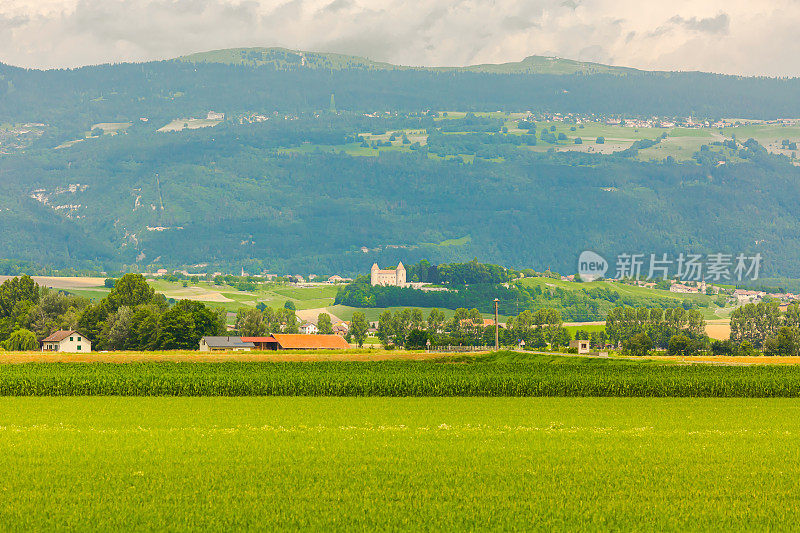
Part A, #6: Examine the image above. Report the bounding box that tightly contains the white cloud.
[0,0,799,76]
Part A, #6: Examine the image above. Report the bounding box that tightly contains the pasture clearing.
[90,122,132,135]
[2,397,800,530]
[157,118,222,132]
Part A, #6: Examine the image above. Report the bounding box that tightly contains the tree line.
[0,274,225,351]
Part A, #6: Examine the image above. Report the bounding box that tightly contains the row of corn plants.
[4,354,800,396]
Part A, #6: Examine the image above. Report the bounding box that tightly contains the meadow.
[3,396,800,530]
[7,352,800,396]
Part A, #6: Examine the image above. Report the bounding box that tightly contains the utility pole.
[493,298,500,351]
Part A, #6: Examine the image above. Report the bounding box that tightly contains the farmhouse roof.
[41,330,80,342]
[240,336,277,343]
[271,334,350,350]
[201,336,255,348]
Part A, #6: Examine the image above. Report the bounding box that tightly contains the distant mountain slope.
[179,47,397,71]
[179,47,638,75]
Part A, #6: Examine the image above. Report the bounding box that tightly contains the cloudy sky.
[1,0,799,76]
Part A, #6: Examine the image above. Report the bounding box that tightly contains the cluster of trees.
[0,275,88,350]
[729,300,800,356]
[605,306,707,356]
[236,305,301,335]
[425,131,537,158]
[405,260,516,285]
[375,306,571,349]
[0,274,225,351]
[76,274,225,350]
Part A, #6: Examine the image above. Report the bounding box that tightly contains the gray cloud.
[320,0,352,13]
[0,1,798,76]
[668,13,730,35]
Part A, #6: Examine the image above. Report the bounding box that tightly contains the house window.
[70,337,74,342]
[77,345,81,350]
[77,337,81,341]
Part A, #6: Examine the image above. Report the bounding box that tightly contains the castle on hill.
[370,262,407,287]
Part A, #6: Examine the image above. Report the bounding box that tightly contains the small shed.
[569,339,590,354]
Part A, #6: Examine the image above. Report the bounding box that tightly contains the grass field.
[515,277,725,319]
[3,396,800,530]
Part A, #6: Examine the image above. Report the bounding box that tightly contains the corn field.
[3,353,800,396]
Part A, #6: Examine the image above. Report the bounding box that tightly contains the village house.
[299,322,318,335]
[332,322,350,336]
[41,330,92,353]
[670,283,700,294]
[733,289,766,304]
[370,262,407,287]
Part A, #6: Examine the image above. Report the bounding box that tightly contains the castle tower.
[370,263,380,286]
[396,262,406,286]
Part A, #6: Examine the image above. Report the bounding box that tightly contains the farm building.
[569,340,590,354]
[202,334,350,351]
[240,336,278,350]
[199,337,255,351]
[41,330,91,353]
[271,334,350,350]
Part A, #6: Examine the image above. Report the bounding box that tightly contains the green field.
[3,396,800,530]
[515,277,725,319]
[273,115,798,165]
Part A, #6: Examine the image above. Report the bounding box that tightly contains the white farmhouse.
[299,322,319,334]
[41,330,91,353]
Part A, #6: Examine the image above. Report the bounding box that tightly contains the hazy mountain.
[1,48,800,276]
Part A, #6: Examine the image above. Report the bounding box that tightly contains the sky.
[1,0,799,76]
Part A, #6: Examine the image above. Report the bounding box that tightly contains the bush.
[596,137,605,144]
[406,329,429,349]
[624,333,653,357]
[2,329,39,351]
[104,278,117,288]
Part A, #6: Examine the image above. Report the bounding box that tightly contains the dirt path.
[0,350,484,364]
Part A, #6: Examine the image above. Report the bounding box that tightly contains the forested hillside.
[1,49,800,275]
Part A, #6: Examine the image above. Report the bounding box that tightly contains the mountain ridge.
[177,47,639,76]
